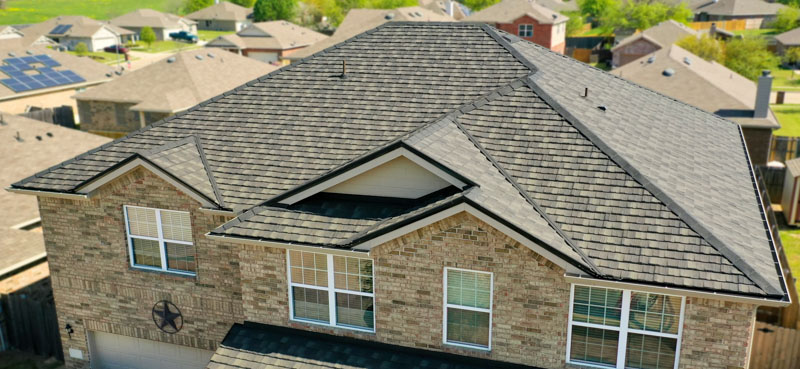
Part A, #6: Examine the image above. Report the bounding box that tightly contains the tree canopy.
[724,36,778,80]
[230,0,256,7]
[773,6,800,33]
[183,0,213,13]
[596,0,692,32]
[463,0,499,12]
[299,0,416,27]
[676,34,724,63]
[254,0,298,21]
[140,26,157,47]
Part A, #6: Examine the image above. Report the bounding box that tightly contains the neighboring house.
[0,45,114,114]
[287,7,453,61]
[21,16,135,52]
[8,23,790,369]
[111,9,197,41]
[775,27,800,55]
[419,0,468,19]
[694,0,785,27]
[612,44,779,165]
[464,0,569,54]
[206,21,327,64]
[185,1,252,32]
[611,20,696,68]
[0,26,24,40]
[74,48,276,137]
[0,112,110,357]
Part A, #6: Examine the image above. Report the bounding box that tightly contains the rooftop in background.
[74,48,276,114]
[776,27,800,47]
[464,0,569,24]
[612,44,780,129]
[612,20,697,52]
[22,15,134,39]
[186,1,253,22]
[287,7,454,61]
[110,8,197,29]
[0,45,114,101]
[0,112,110,276]
[694,0,786,16]
[206,21,327,51]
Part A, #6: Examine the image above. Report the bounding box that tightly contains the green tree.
[565,11,586,36]
[598,1,692,32]
[230,0,257,7]
[74,42,88,56]
[184,0,213,13]
[724,36,778,80]
[140,26,157,48]
[774,6,800,33]
[254,0,297,21]
[784,47,800,67]
[676,34,724,62]
[463,0,499,11]
[578,0,618,17]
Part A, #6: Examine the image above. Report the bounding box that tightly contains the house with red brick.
[8,23,792,369]
[464,0,569,53]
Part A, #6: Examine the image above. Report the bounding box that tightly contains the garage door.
[88,331,213,369]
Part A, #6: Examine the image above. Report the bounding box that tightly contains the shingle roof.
[74,48,276,113]
[22,15,135,39]
[185,1,252,22]
[110,9,197,29]
[695,0,785,16]
[210,322,539,369]
[776,27,800,47]
[10,23,786,299]
[206,21,327,51]
[611,20,696,52]
[465,0,569,24]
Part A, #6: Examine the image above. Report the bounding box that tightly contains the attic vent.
[385,13,395,19]
[415,11,422,16]
[683,57,691,65]
[597,105,607,112]
[662,68,675,77]
[647,56,655,63]
[195,55,203,60]
[114,70,122,76]
[167,57,176,63]
[207,53,215,58]
[8,52,15,57]
[552,14,557,19]
[105,72,112,77]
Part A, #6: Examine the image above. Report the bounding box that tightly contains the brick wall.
[495,15,564,54]
[38,167,243,369]
[680,298,756,369]
[741,127,772,166]
[77,100,140,134]
[611,38,661,67]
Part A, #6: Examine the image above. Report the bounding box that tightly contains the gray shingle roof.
[10,22,786,299]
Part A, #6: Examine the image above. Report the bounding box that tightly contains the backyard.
[780,229,800,293]
[198,30,235,42]
[0,0,183,25]
[772,105,800,136]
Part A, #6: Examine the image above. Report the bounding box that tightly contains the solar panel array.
[49,24,73,35]
[0,54,85,93]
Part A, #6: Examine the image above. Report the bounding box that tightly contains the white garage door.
[88,331,214,369]
[247,51,278,63]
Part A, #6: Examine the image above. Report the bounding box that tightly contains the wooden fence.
[689,19,748,31]
[0,277,62,360]
[750,322,800,369]
[758,166,786,204]
[769,136,800,164]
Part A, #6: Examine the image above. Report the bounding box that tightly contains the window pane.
[292,286,329,322]
[335,293,374,329]
[572,286,622,327]
[127,207,158,238]
[447,270,491,309]
[160,210,192,242]
[333,256,373,293]
[446,307,490,347]
[629,292,682,334]
[290,251,328,287]
[166,242,196,273]
[570,326,619,367]
[625,333,677,369]
[132,238,161,268]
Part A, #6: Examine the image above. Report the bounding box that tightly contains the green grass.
[780,229,800,293]
[132,40,201,53]
[0,0,184,25]
[772,104,800,136]
[66,51,135,65]
[732,28,778,37]
[579,27,613,36]
[198,30,235,42]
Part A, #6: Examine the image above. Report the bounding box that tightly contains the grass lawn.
[0,0,183,25]
[732,28,778,37]
[66,51,136,65]
[772,104,800,136]
[769,67,800,91]
[579,27,613,37]
[780,229,800,293]
[198,30,235,42]
[132,40,201,53]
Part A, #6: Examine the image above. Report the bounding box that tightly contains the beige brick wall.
[37,166,761,369]
[38,167,242,369]
[77,100,140,134]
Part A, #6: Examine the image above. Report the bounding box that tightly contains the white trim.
[287,251,376,333]
[205,234,370,257]
[443,267,493,351]
[124,205,196,276]
[278,148,469,205]
[564,275,789,307]
[565,283,685,369]
[791,178,799,225]
[10,218,41,230]
[0,252,47,277]
[5,187,89,200]
[79,159,216,208]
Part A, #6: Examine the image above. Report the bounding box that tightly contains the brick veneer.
[494,15,566,54]
[38,166,761,369]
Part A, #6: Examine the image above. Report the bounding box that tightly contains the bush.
[784,47,800,67]
[254,0,297,21]
[140,26,156,48]
[774,6,800,33]
[724,36,778,80]
[676,34,724,62]
[74,42,88,56]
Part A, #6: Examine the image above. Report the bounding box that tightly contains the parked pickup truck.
[169,31,198,43]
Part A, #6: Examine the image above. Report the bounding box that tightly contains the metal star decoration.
[152,300,183,334]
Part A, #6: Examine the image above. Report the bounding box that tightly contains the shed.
[781,158,800,225]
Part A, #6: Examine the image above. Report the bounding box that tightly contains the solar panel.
[0,54,85,92]
[49,24,72,35]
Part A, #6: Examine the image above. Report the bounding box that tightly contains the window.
[567,285,684,369]
[518,24,533,38]
[124,206,196,275]
[288,251,375,332]
[443,268,492,350]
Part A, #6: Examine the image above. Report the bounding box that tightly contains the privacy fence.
[0,277,62,361]
[750,322,800,369]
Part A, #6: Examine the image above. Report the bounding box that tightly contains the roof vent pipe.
[755,70,772,119]
[341,60,347,78]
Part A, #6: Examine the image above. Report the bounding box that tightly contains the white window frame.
[518,24,534,38]
[566,284,686,369]
[286,252,376,333]
[442,267,493,351]
[123,205,196,277]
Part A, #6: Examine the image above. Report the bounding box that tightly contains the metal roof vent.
[647,55,655,63]
[8,52,15,57]
[195,54,203,60]
[662,68,675,77]
[385,13,395,20]
[415,11,422,16]
[167,57,176,63]
[26,50,33,55]
[552,14,557,19]
[105,72,112,77]
[683,57,691,65]
[114,70,122,76]
[597,105,607,112]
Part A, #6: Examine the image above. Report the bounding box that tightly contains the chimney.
[754,70,772,119]
[446,0,454,17]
